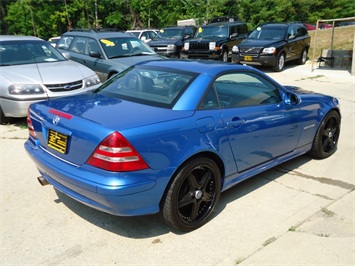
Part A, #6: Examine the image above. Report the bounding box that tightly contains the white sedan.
[0,35,101,123]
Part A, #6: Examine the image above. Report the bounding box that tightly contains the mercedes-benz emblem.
[53,116,60,125]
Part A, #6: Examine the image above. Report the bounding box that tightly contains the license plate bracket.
[47,129,68,154]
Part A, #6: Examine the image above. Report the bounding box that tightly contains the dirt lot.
[1,63,354,265]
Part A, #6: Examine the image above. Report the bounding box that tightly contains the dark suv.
[231,22,310,71]
[180,21,248,62]
[56,29,162,81]
[147,26,196,58]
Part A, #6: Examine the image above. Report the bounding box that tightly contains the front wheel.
[310,110,340,159]
[221,50,228,62]
[162,157,222,231]
[273,53,285,72]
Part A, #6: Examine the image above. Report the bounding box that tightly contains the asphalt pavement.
[1,62,354,265]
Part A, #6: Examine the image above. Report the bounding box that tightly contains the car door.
[213,71,302,172]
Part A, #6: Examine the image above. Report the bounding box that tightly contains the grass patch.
[263,237,276,247]
[321,207,335,217]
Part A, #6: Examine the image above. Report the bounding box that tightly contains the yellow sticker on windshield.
[160,29,164,33]
[198,27,203,33]
[257,27,261,31]
[100,39,115,46]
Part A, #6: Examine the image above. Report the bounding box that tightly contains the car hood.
[239,38,285,47]
[40,93,194,130]
[149,38,180,45]
[2,61,93,84]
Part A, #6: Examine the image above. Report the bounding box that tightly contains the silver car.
[0,35,101,123]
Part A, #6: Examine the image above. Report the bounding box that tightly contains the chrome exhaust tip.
[37,176,49,186]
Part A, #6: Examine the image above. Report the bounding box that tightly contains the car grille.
[45,80,83,92]
[190,42,209,50]
[239,47,262,54]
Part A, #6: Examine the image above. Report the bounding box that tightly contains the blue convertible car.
[25,60,340,231]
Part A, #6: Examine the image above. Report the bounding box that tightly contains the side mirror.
[285,92,301,105]
[89,51,101,58]
[288,35,295,40]
[62,52,71,59]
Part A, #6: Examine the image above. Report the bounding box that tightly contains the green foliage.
[1,0,354,39]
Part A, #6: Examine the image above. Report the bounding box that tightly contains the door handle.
[227,118,245,128]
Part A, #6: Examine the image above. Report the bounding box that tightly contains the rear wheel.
[310,110,340,159]
[162,157,221,231]
[273,53,285,72]
[297,48,308,65]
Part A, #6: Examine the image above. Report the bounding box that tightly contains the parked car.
[126,29,157,43]
[0,35,101,123]
[48,36,61,47]
[180,21,248,62]
[56,29,163,82]
[303,23,316,31]
[147,26,196,58]
[232,22,310,71]
[25,59,341,231]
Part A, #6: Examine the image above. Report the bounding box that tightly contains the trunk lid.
[29,93,194,165]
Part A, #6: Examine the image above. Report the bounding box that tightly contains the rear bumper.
[24,139,168,216]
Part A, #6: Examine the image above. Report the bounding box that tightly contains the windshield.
[155,29,183,39]
[248,27,286,40]
[194,26,228,38]
[99,37,155,59]
[96,65,196,108]
[0,40,66,66]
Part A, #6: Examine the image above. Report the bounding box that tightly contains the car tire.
[162,157,221,231]
[297,48,308,65]
[310,110,340,159]
[273,53,285,72]
[0,105,10,124]
[222,50,228,62]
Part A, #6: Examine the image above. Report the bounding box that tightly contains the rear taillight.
[27,111,37,139]
[86,132,149,172]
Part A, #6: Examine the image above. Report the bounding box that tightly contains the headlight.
[209,42,216,50]
[167,44,176,50]
[232,45,239,52]
[262,47,276,54]
[8,84,45,95]
[184,43,190,51]
[84,74,101,87]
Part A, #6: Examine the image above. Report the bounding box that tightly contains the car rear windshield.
[95,65,196,108]
[0,40,66,66]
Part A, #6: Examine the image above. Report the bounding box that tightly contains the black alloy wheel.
[162,157,221,231]
[310,110,340,159]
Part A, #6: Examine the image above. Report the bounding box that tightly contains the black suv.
[56,29,162,81]
[180,21,248,62]
[147,26,196,58]
[232,22,310,71]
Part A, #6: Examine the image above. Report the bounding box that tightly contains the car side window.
[57,36,73,50]
[70,37,87,54]
[201,72,281,109]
